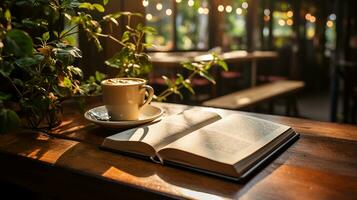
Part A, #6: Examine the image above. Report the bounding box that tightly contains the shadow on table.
[53,139,294,199]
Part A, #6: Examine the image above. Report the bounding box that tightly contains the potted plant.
[0,0,227,134]
[0,0,109,132]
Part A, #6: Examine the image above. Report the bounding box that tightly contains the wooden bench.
[202,80,305,114]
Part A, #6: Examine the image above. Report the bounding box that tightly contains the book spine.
[150,153,164,165]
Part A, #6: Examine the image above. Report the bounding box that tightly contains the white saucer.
[84,105,164,129]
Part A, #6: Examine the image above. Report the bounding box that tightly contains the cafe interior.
[79,0,357,124]
[1,0,357,199]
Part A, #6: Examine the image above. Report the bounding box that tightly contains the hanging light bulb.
[242,2,248,9]
[287,11,293,18]
[156,3,163,11]
[146,13,152,21]
[188,0,194,7]
[236,8,242,15]
[166,9,172,16]
[326,20,333,28]
[264,9,270,16]
[203,8,209,15]
[142,0,149,7]
[287,19,293,25]
[225,5,232,13]
[278,19,285,26]
[217,5,224,12]
[198,7,204,14]
[176,0,182,3]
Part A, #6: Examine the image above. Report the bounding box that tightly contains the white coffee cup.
[101,78,154,121]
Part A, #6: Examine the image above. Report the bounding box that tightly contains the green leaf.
[5,29,33,57]
[0,62,15,76]
[67,66,83,78]
[217,60,228,71]
[108,17,118,25]
[93,4,105,12]
[143,26,157,34]
[63,77,72,88]
[0,92,11,101]
[0,109,20,134]
[42,32,50,41]
[199,70,216,84]
[15,57,37,68]
[182,63,194,70]
[79,2,92,10]
[103,12,122,20]
[121,31,130,42]
[103,0,109,5]
[13,79,24,87]
[53,31,59,38]
[175,74,184,84]
[182,80,195,94]
[53,44,82,66]
[95,71,106,82]
[20,18,48,29]
[162,76,173,87]
[4,9,11,22]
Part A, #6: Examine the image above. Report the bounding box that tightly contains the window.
[325,13,336,56]
[218,0,248,50]
[144,0,209,51]
[272,2,294,48]
[305,12,317,40]
[176,0,209,50]
[144,0,174,51]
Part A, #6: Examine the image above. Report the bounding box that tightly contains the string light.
[236,8,242,15]
[203,8,209,14]
[264,9,270,16]
[310,16,316,23]
[326,20,334,28]
[188,0,194,7]
[166,9,172,16]
[225,5,232,13]
[146,13,152,21]
[264,15,270,21]
[156,3,163,11]
[198,7,204,14]
[329,13,336,21]
[305,13,311,21]
[142,0,148,7]
[287,19,293,26]
[176,0,182,3]
[217,5,224,12]
[278,19,285,26]
[287,11,293,18]
[242,2,248,9]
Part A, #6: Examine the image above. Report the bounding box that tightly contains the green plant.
[0,0,108,132]
[81,12,228,101]
[0,0,228,134]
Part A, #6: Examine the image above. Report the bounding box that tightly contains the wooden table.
[0,101,357,199]
[149,51,278,86]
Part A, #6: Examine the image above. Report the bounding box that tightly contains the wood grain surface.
[0,101,356,200]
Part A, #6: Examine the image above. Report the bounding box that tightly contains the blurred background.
[78,0,357,124]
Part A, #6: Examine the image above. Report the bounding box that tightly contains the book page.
[160,114,290,165]
[103,109,221,152]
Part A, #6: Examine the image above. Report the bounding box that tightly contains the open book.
[101,109,298,181]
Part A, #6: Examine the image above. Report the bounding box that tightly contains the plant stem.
[96,33,125,46]
[59,25,78,40]
[5,76,23,99]
[156,70,199,101]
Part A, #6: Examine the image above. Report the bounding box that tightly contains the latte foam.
[103,78,145,86]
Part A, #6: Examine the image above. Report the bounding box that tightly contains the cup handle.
[139,85,154,109]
